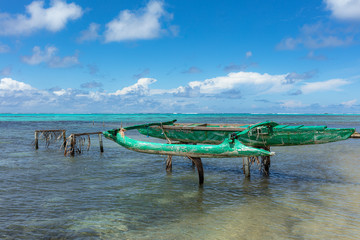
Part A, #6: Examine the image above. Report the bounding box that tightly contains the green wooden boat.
[103,126,274,158]
[136,120,355,147]
[103,120,354,158]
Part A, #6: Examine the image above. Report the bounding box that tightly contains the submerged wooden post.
[166,155,172,172]
[98,133,104,153]
[70,134,75,156]
[261,146,271,176]
[189,157,204,185]
[34,131,39,149]
[62,130,66,149]
[243,157,250,178]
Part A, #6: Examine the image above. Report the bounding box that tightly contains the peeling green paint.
[137,120,355,147]
[103,129,274,158]
[103,120,355,158]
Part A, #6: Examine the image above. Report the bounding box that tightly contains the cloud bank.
[0,71,355,113]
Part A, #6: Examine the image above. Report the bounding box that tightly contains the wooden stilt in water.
[70,134,76,156]
[166,155,172,172]
[186,155,195,168]
[34,131,39,149]
[98,133,104,153]
[189,156,204,185]
[62,130,66,149]
[261,146,271,176]
[243,157,250,178]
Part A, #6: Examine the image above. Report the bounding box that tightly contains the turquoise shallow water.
[1,114,360,239]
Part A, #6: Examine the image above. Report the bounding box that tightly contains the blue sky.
[0,0,360,113]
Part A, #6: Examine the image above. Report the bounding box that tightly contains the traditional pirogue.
[103,122,274,158]
[134,120,355,147]
[103,120,355,184]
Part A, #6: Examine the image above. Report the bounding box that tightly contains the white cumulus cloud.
[110,78,157,96]
[0,77,34,91]
[300,78,349,94]
[104,0,171,42]
[53,89,68,96]
[0,0,83,36]
[175,71,289,96]
[325,0,360,21]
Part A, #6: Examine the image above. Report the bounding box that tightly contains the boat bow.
[103,128,274,158]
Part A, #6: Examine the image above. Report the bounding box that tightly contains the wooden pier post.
[261,146,271,176]
[34,131,39,149]
[98,133,104,153]
[189,157,204,185]
[243,157,250,178]
[70,134,75,156]
[62,130,66,149]
[166,155,172,172]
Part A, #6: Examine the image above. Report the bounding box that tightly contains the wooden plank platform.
[351,132,360,138]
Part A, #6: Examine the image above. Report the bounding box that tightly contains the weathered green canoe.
[103,128,274,158]
[137,120,355,147]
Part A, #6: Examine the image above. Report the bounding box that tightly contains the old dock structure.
[34,130,66,149]
[64,132,104,156]
[34,130,104,156]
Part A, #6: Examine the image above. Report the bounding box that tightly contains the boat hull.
[103,129,274,158]
[137,122,355,147]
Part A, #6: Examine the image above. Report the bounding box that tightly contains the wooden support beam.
[34,131,39,149]
[351,132,360,138]
[70,134,75,156]
[189,156,204,185]
[243,157,250,178]
[160,125,247,132]
[166,155,172,172]
[73,132,102,137]
[62,130,66,149]
[34,129,66,132]
[98,133,104,153]
[260,146,271,176]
